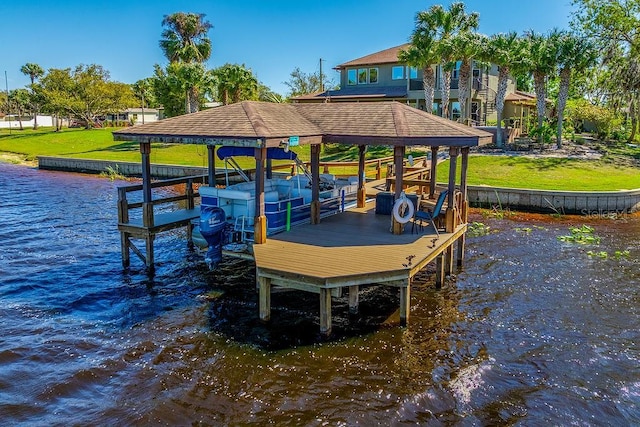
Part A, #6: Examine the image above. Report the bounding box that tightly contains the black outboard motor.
[200,206,227,269]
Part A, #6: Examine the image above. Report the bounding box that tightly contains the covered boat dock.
[113,101,491,335]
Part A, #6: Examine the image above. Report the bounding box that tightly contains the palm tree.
[449,32,487,123]
[20,63,44,129]
[160,12,213,63]
[159,12,213,113]
[555,33,598,148]
[485,32,525,147]
[430,2,479,118]
[523,30,562,142]
[213,64,258,105]
[399,38,438,113]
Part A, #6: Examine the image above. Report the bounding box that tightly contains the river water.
[0,162,638,426]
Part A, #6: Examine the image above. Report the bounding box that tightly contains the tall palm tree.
[555,33,598,148]
[160,12,213,63]
[20,63,44,129]
[449,32,487,123]
[399,37,438,113]
[485,32,525,147]
[523,30,562,142]
[160,12,212,113]
[430,2,479,118]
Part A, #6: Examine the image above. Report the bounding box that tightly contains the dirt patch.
[0,152,35,166]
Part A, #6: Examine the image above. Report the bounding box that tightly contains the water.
[0,162,638,425]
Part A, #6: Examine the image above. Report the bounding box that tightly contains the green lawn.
[437,155,640,191]
[2,127,639,191]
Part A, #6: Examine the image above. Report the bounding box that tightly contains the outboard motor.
[200,206,227,269]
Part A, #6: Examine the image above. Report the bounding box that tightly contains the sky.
[0,0,576,97]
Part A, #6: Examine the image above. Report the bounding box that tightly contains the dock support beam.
[311,144,321,225]
[258,276,271,322]
[429,146,439,199]
[207,145,216,187]
[435,252,445,289]
[320,288,332,336]
[392,145,405,235]
[457,147,470,267]
[357,145,366,208]
[399,280,410,326]
[348,285,359,315]
[141,142,155,272]
[254,146,267,244]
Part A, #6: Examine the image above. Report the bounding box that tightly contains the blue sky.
[1,0,575,96]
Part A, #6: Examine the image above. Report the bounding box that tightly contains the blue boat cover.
[216,146,298,161]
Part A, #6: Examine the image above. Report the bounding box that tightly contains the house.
[106,108,160,125]
[293,43,527,131]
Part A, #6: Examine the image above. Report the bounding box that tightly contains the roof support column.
[392,145,405,235]
[207,145,215,187]
[310,144,321,225]
[445,147,459,233]
[457,147,470,268]
[254,146,267,244]
[429,146,439,199]
[357,145,366,208]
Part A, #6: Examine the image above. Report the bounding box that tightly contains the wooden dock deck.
[253,202,466,335]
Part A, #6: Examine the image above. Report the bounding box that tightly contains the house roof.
[292,86,407,101]
[124,108,159,114]
[505,91,536,103]
[113,101,492,147]
[335,44,410,69]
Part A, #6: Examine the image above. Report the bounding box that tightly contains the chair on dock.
[412,190,448,242]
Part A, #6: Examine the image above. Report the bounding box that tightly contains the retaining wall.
[468,185,640,215]
[38,156,208,179]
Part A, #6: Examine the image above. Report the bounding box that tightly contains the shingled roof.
[335,44,410,69]
[113,101,492,147]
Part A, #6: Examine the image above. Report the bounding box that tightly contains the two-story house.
[293,44,534,132]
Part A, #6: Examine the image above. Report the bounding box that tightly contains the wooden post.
[429,146,439,199]
[140,142,155,271]
[311,144,321,224]
[254,146,267,244]
[445,245,454,276]
[258,276,271,322]
[445,147,459,233]
[207,145,216,186]
[320,288,332,336]
[266,158,273,180]
[376,159,382,180]
[392,145,405,235]
[435,252,445,289]
[118,187,130,268]
[357,145,366,208]
[399,280,410,326]
[348,285,359,315]
[457,147,470,267]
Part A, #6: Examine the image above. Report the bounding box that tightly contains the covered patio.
[113,101,491,334]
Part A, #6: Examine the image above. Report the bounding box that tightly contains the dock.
[253,202,466,334]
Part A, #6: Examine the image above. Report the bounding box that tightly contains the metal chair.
[412,190,449,242]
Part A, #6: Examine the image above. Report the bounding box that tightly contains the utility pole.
[319,58,324,92]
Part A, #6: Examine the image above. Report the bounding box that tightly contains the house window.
[451,101,461,121]
[369,68,378,84]
[347,69,357,85]
[392,66,404,80]
[432,102,440,115]
[409,66,418,79]
[452,61,462,80]
[358,68,368,84]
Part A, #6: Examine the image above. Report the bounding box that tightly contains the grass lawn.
[437,155,640,191]
[1,127,639,191]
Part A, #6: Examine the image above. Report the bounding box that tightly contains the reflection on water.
[0,162,638,425]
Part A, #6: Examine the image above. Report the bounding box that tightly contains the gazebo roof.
[113,101,492,148]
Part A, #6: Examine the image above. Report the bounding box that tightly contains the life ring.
[392,193,414,224]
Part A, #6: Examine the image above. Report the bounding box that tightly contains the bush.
[565,99,624,140]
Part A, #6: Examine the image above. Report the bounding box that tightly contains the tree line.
[2,3,638,146]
